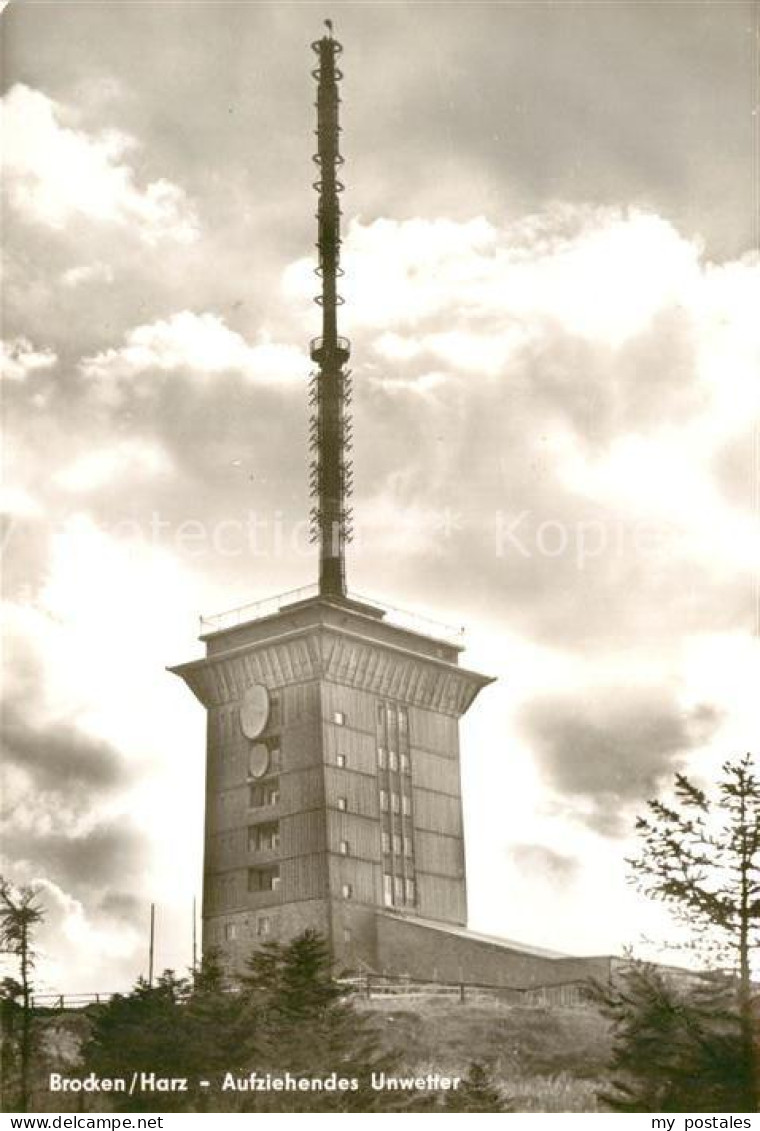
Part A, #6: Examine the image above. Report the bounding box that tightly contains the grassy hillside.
[361,996,610,1112]
[10,996,611,1113]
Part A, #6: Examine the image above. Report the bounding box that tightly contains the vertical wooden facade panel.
[329,857,379,905]
[322,727,377,775]
[417,873,467,924]
[411,749,462,796]
[320,680,376,733]
[408,706,459,756]
[413,789,464,835]
[281,809,325,856]
[327,813,381,860]
[280,767,324,814]
[414,830,465,877]
[324,766,378,817]
[281,853,328,900]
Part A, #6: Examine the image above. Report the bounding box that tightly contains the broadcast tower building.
[171,28,608,988]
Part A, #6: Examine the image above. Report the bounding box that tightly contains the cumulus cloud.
[520,691,722,834]
[1,704,127,796]
[21,880,144,994]
[3,191,755,977]
[79,311,309,393]
[0,486,44,519]
[1,84,198,244]
[509,843,580,883]
[61,262,115,288]
[315,207,759,657]
[1,337,57,382]
[287,212,757,457]
[285,209,703,347]
[52,438,174,493]
[9,825,146,892]
[0,516,207,991]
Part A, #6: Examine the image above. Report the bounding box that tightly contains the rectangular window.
[341,883,352,900]
[400,753,410,775]
[336,753,346,768]
[402,794,411,816]
[380,790,389,812]
[339,840,349,856]
[249,782,279,809]
[394,876,404,904]
[383,874,393,907]
[403,837,413,857]
[248,823,280,853]
[333,711,346,726]
[377,747,387,769]
[337,797,347,812]
[391,792,401,814]
[248,866,280,893]
[389,750,398,772]
[381,831,391,854]
[256,916,271,937]
[405,878,416,904]
[399,707,409,734]
[224,922,237,941]
[269,743,282,772]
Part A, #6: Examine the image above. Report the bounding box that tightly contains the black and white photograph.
[1,0,758,1116]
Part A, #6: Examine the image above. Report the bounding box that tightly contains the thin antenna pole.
[192,897,197,975]
[148,903,155,986]
[309,24,353,597]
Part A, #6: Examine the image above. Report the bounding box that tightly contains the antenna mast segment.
[309,24,353,598]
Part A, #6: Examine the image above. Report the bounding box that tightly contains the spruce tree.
[234,928,415,1112]
[593,961,752,1112]
[627,753,759,1109]
[0,878,45,1112]
[83,971,198,1112]
[444,1061,510,1112]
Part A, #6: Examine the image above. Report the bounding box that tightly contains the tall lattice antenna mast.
[309,21,353,598]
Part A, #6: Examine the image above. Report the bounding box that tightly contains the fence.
[30,974,593,1012]
[344,972,594,1008]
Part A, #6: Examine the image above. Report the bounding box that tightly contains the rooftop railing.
[199,584,465,645]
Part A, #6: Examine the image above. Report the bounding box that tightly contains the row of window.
[217,869,415,908]
[377,702,409,732]
[376,699,416,908]
[222,914,273,942]
[383,873,415,906]
[377,748,410,773]
[381,831,413,857]
[333,792,412,817]
[379,789,412,816]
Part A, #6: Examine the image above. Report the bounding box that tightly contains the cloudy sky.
[2,0,758,993]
